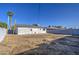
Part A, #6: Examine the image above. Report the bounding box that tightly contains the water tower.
[7,11,14,30]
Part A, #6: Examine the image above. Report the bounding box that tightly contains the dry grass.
[0,33,65,55]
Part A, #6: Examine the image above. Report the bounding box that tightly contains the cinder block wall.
[0,28,7,42]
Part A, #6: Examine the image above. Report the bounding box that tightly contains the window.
[43,28,46,31]
[30,29,32,31]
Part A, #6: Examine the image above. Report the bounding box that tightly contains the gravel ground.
[18,36,79,55]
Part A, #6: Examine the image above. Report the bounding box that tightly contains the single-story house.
[15,24,47,35]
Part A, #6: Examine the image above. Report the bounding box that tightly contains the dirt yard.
[0,34,79,55]
[0,34,65,55]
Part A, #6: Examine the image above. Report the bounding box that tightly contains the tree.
[48,25,51,27]
[0,22,7,28]
[32,24,39,26]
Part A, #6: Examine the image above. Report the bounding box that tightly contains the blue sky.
[0,3,79,28]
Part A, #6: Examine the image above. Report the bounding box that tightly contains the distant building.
[15,24,47,35]
[47,25,65,30]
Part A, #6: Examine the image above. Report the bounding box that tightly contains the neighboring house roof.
[16,24,46,28]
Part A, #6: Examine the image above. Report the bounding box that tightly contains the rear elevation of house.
[15,24,47,35]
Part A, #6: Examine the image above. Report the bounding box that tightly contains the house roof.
[16,24,46,28]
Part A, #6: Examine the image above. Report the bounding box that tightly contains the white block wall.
[0,28,7,42]
[17,27,46,35]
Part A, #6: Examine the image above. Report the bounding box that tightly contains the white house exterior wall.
[17,27,46,35]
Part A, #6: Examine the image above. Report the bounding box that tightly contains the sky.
[0,3,79,28]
